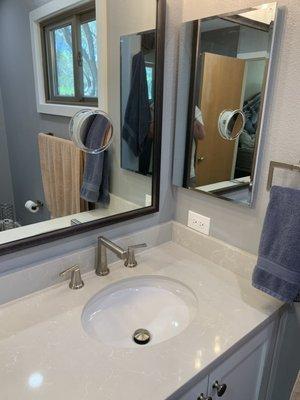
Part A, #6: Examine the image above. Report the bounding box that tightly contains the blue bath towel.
[80,115,110,205]
[122,51,151,157]
[252,186,300,302]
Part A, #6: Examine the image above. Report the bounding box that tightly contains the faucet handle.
[125,243,147,268]
[59,265,84,290]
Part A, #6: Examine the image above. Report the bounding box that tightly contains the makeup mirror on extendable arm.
[69,109,114,154]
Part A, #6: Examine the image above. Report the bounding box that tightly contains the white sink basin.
[81,276,198,348]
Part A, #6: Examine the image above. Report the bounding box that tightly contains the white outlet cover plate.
[188,211,211,236]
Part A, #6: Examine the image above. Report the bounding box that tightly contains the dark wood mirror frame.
[0,0,166,256]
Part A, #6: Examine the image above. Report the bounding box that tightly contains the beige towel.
[291,372,300,400]
[38,133,88,218]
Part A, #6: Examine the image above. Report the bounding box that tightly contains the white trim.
[96,0,108,111]
[29,0,104,117]
[238,51,269,60]
[37,103,97,118]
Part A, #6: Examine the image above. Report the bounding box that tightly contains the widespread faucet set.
[60,236,147,289]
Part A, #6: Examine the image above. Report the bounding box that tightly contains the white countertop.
[0,194,140,245]
[0,242,282,400]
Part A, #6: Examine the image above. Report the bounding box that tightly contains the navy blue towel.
[80,115,110,205]
[252,186,300,302]
[122,51,151,157]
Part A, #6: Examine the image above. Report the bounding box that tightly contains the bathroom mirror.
[120,30,156,176]
[173,3,278,206]
[0,0,165,254]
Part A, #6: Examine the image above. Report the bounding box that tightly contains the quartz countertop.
[0,242,282,400]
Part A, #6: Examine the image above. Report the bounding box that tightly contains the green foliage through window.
[81,20,98,97]
[54,25,75,97]
[42,6,98,105]
[146,65,154,101]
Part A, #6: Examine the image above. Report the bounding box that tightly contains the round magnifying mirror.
[69,109,113,154]
[218,109,245,141]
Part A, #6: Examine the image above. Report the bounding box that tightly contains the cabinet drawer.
[207,322,275,400]
[171,321,277,400]
[208,341,268,400]
[177,376,208,400]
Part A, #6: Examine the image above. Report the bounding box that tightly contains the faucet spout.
[95,236,147,276]
[95,236,127,276]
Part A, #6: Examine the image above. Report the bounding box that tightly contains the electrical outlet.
[188,211,211,235]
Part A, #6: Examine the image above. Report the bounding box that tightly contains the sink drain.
[133,329,151,345]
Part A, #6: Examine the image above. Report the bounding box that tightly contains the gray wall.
[0,89,14,205]
[176,0,300,256]
[0,0,70,226]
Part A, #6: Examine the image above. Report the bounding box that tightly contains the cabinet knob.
[197,394,212,400]
[212,380,227,397]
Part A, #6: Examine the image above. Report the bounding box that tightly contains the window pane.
[146,66,154,101]
[53,25,75,97]
[80,20,98,98]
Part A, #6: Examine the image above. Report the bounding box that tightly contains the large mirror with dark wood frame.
[0,0,165,254]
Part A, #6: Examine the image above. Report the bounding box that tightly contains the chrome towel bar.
[267,161,300,190]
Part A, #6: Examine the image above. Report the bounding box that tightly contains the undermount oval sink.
[81,275,198,348]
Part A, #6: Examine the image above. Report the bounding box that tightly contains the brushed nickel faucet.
[95,236,147,276]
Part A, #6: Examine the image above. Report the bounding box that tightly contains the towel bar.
[267,161,300,190]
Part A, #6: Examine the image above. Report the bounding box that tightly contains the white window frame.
[30,0,107,117]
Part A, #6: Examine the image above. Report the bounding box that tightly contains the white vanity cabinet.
[178,377,209,400]
[173,321,277,400]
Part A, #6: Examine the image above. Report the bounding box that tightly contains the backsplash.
[0,221,260,305]
[172,222,257,280]
[0,222,172,304]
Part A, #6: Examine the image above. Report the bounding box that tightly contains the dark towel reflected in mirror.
[70,110,114,206]
[120,31,156,176]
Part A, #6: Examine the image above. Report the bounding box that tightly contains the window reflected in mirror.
[41,4,98,105]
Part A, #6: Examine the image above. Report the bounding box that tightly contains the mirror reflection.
[173,3,277,206]
[70,110,113,154]
[120,31,156,176]
[0,0,159,247]
[218,109,245,140]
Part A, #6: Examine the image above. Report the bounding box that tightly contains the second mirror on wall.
[173,3,278,206]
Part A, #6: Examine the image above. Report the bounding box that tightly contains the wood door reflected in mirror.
[0,0,165,254]
[173,3,277,206]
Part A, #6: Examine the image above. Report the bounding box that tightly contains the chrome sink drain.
[133,329,151,345]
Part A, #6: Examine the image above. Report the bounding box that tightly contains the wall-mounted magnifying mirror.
[218,109,245,141]
[173,3,278,206]
[70,109,114,154]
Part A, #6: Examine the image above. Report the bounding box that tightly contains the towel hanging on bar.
[38,133,88,218]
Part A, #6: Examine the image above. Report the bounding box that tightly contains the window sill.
[37,102,98,117]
